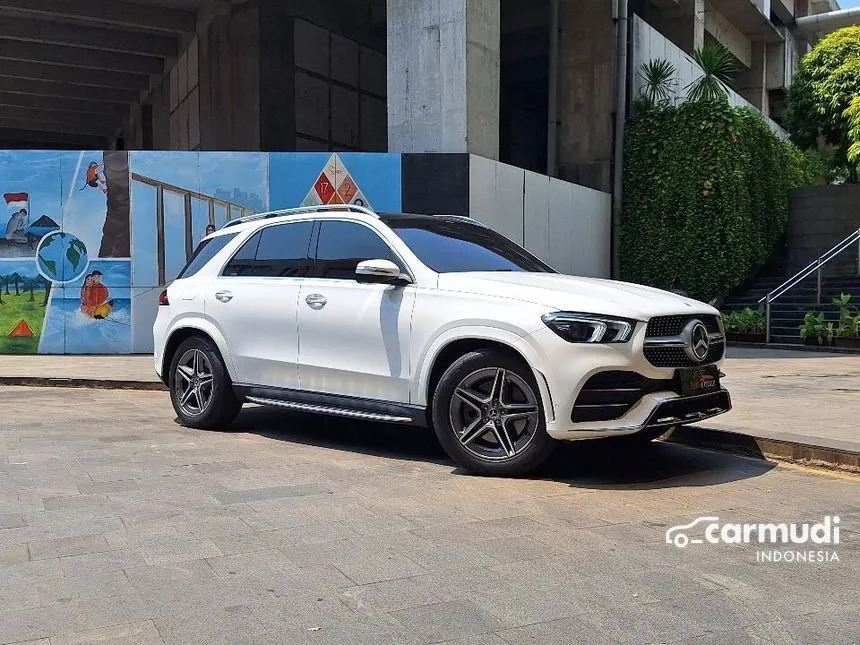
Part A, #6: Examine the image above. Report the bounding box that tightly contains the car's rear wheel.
[432,349,556,476]
[169,336,242,429]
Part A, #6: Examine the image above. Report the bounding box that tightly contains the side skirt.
[233,383,428,427]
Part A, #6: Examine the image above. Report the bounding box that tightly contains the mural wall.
[0,151,402,354]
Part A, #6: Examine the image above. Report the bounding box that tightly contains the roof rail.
[221,204,378,229]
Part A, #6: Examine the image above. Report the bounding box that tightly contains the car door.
[297,219,416,403]
[205,220,313,389]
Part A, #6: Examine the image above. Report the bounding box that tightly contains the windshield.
[385,217,556,273]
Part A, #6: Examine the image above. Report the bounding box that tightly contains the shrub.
[621,100,815,301]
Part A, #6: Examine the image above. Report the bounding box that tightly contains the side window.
[222,231,261,277]
[178,233,238,279]
[313,221,402,280]
[254,221,314,277]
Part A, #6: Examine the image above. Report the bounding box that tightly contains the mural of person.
[5,208,28,243]
[80,270,114,320]
[80,162,108,194]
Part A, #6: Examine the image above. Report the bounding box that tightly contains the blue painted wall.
[0,150,402,354]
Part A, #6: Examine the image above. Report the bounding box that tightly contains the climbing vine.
[621,100,815,301]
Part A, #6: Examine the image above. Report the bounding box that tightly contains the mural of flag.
[4,193,29,210]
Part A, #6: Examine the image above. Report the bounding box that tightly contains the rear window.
[177,233,238,279]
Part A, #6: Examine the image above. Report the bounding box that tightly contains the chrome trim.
[246,396,413,423]
[569,389,732,434]
[643,332,725,348]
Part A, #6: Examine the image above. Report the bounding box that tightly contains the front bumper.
[513,324,732,441]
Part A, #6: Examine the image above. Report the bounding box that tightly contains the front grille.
[643,314,725,368]
[646,314,721,337]
[571,371,678,423]
[643,343,725,368]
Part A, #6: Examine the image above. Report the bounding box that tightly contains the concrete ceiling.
[0,0,206,147]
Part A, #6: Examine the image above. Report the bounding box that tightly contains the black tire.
[431,349,556,476]
[168,335,242,430]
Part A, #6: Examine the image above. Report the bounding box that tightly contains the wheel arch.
[416,329,552,421]
[161,320,235,386]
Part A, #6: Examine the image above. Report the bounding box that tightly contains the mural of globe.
[36,232,89,283]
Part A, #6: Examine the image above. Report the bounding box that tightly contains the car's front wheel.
[432,349,556,476]
[168,336,242,429]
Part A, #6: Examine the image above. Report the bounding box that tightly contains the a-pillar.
[387,0,500,159]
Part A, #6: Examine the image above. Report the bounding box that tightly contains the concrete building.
[0,0,845,181]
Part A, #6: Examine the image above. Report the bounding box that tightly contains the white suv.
[154,205,731,476]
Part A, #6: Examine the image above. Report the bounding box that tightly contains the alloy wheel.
[448,367,540,461]
[174,348,215,417]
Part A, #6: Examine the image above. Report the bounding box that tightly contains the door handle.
[305,293,327,310]
[215,290,233,303]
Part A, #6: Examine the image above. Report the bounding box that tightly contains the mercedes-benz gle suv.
[154,205,731,476]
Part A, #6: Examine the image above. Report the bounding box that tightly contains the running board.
[246,396,414,424]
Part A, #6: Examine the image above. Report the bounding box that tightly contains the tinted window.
[313,221,401,280]
[178,233,237,279]
[254,221,313,277]
[222,231,261,277]
[385,217,555,273]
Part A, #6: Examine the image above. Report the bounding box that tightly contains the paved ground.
[1,386,858,645]
[708,348,860,452]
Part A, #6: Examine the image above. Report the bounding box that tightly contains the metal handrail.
[759,227,860,343]
[221,204,378,229]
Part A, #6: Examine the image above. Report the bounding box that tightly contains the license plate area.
[678,365,721,397]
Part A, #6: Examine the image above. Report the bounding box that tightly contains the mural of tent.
[8,319,35,337]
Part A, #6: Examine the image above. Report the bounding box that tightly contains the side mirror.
[355,259,410,286]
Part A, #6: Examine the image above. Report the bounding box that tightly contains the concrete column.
[556,0,613,192]
[387,0,500,159]
[738,41,769,116]
[660,0,705,54]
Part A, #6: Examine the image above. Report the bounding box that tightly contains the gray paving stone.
[213,484,331,505]
[139,538,223,566]
[331,548,427,585]
[28,535,111,560]
[497,616,624,645]
[50,620,164,645]
[0,512,25,529]
[0,542,29,566]
[389,600,504,643]
[154,605,281,645]
[339,577,444,614]
[76,480,140,495]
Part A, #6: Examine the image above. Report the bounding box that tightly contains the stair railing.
[759,227,860,344]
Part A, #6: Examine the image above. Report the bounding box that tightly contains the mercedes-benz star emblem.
[682,320,710,363]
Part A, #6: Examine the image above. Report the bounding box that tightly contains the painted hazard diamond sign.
[301,154,371,210]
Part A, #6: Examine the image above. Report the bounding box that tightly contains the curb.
[728,342,860,355]
[0,377,167,392]
[664,425,860,474]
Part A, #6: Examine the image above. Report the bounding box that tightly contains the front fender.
[412,324,546,408]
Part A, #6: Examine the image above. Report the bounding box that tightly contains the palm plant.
[639,59,676,105]
[686,43,738,102]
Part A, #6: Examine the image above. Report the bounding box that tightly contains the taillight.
[158,290,169,306]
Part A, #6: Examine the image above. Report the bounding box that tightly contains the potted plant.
[833,294,860,349]
[722,306,766,343]
[799,311,835,346]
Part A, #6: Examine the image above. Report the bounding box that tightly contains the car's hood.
[437,272,718,320]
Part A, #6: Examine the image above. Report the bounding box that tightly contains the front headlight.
[541,312,637,343]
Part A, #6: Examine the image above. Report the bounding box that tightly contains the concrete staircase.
[722,274,860,344]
